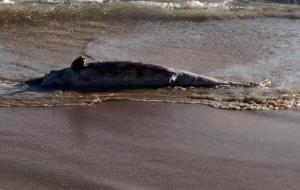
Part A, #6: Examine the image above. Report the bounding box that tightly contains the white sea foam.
[128,0,234,9]
[128,1,181,9]
[1,0,15,4]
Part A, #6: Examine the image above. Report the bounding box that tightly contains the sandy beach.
[1,103,300,189]
[0,3,300,189]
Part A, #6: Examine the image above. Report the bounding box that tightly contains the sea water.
[0,0,299,110]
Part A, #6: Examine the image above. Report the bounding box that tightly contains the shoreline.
[0,10,300,189]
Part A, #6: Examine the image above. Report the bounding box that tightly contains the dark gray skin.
[26,57,257,91]
[70,56,86,73]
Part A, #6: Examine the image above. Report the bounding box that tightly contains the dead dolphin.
[26,56,256,90]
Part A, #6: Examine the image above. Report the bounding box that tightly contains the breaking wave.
[0,0,299,25]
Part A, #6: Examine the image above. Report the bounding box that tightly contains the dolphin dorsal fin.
[71,56,86,72]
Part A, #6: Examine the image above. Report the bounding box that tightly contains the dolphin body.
[26,58,253,91]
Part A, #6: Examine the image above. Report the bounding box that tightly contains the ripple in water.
[0,9,299,110]
[0,82,299,110]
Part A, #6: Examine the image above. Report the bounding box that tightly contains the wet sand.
[0,9,300,189]
[1,102,300,190]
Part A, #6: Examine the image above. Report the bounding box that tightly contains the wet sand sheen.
[1,102,300,189]
[0,7,300,189]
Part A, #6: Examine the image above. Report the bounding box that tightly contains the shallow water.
[0,2,299,110]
